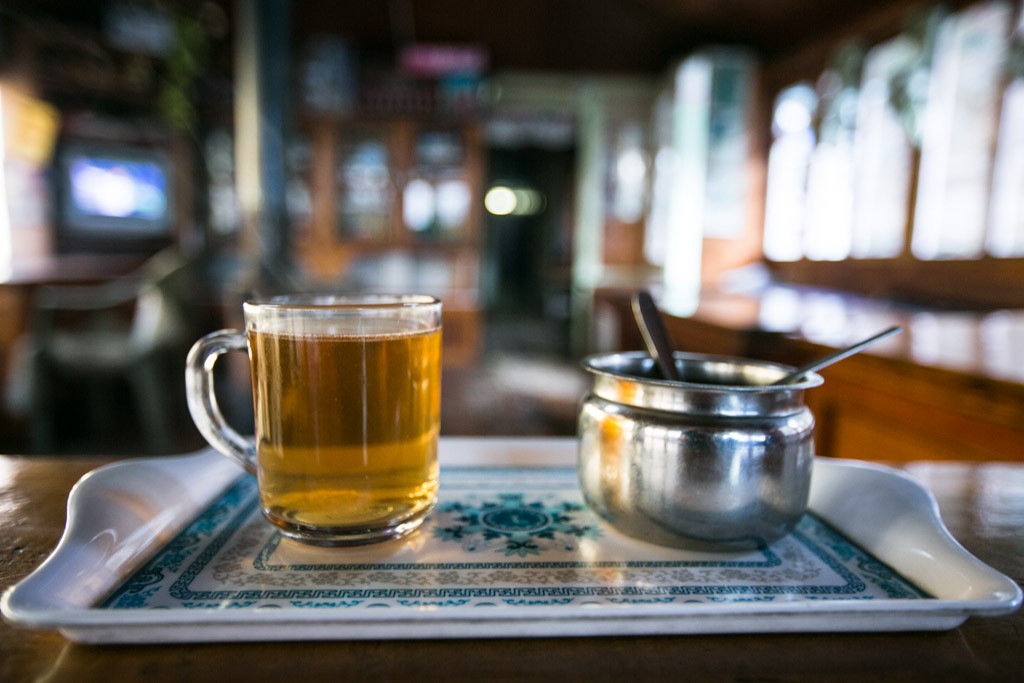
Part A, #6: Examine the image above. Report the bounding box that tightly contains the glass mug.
[186,294,442,546]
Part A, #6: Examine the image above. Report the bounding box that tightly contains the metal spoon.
[631,290,681,381]
[772,325,903,385]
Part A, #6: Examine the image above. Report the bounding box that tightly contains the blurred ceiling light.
[512,188,544,215]
[484,185,516,215]
[485,184,546,217]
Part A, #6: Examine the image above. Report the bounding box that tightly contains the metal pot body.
[578,351,821,550]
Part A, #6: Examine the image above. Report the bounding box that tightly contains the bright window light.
[436,179,470,229]
[912,2,1010,259]
[851,36,916,258]
[403,178,435,232]
[0,87,10,278]
[763,83,817,262]
[987,78,1024,256]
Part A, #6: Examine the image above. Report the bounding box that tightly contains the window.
[912,1,1011,259]
[762,1,1024,309]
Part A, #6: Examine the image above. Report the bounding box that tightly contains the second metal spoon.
[772,325,904,385]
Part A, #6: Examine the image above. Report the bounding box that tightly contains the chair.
[25,248,208,454]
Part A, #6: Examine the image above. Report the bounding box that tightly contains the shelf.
[297,116,485,367]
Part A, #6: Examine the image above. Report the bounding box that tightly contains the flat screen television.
[55,141,175,252]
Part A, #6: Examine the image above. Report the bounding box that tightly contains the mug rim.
[244,294,440,311]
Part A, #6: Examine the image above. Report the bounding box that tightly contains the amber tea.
[250,323,441,540]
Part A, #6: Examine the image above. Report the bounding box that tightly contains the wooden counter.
[594,286,1024,462]
[0,453,1021,682]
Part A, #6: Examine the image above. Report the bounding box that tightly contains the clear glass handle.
[185,329,257,475]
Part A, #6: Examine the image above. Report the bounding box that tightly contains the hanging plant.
[158,10,210,132]
[886,7,948,149]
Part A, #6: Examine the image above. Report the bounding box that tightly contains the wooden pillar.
[234,0,292,290]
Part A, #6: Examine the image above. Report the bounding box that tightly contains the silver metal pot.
[578,351,822,550]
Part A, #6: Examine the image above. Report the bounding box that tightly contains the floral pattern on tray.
[103,467,928,610]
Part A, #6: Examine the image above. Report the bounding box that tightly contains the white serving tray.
[2,437,1020,643]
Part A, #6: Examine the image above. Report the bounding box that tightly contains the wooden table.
[594,286,1024,462]
[1,454,1022,682]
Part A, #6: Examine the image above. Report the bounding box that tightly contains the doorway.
[481,144,576,360]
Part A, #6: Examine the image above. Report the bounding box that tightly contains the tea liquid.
[249,323,441,537]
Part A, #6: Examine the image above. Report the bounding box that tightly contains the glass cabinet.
[299,116,483,366]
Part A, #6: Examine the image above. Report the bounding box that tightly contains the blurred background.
[0,0,1022,458]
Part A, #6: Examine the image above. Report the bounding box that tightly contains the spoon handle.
[773,325,903,385]
[632,291,681,381]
